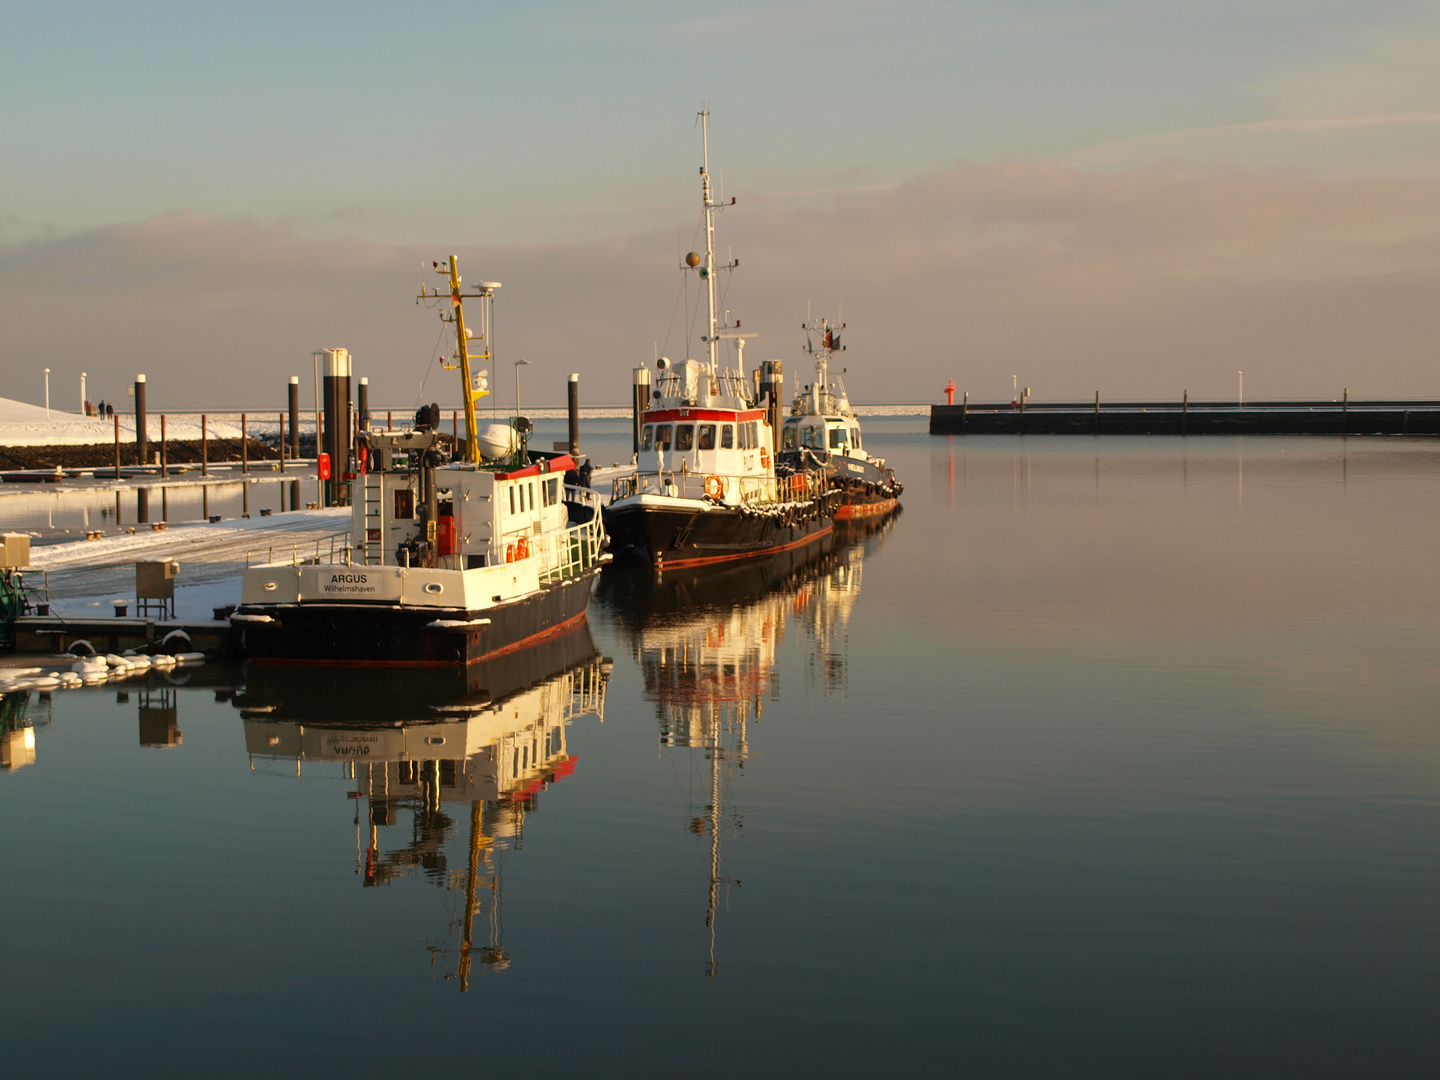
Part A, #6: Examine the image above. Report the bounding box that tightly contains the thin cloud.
[3,160,1438,408]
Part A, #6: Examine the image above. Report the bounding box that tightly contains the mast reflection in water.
[596,511,898,977]
[232,625,611,989]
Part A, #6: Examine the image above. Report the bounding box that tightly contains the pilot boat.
[776,317,903,520]
[232,257,607,665]
[603,111,838,569]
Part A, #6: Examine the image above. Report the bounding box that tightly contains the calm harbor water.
[2,420,1438,1077]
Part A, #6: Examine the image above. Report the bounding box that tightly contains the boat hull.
[780,450,902,520]
[834,496,900,521]
[603,492,839,570]
[237,620,601,704]
[237,567,601,666]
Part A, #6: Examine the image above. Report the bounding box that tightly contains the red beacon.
[944,380,956,406]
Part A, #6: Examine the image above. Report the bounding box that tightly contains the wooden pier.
[929,397,1440,436]
[9,615,239,657]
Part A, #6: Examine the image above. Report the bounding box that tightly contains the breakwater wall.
[929,399,1440,436]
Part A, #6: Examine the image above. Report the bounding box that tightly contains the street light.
[514,358,530,419]
[81,372,87,415]
[44,368,50,420]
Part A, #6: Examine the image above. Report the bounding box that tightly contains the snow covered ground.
[23,506,350,620]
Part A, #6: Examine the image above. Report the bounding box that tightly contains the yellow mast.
[458,799,483,991]
[420,255,492,463]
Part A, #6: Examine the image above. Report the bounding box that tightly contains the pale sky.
[4,1,1439,406]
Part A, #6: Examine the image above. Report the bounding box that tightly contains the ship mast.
[802,316,844,414]
[420,256,495,464]
[696,107,737,376]
[700,109,718,373]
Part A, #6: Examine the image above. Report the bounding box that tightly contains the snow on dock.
[28,507,349,620]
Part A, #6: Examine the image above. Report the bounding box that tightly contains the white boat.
[233,258,608,665]
[777,316,903,521]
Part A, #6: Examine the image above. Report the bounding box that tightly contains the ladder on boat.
[362,472,383,565]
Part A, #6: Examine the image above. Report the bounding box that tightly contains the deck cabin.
[617,357,813,507]
[355,455,572,571]
[780,414,865,458]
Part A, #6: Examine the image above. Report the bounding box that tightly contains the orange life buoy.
[704,475,723,499]
[760,446,770,469]
[505,543,515,563]
[515,537,530,560]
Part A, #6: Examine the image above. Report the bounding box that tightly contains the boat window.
[750,421,760,449]
[782,423,797,450]
[851,428,861,449]
[655,425,672,450]
[829,427,849,448]
[698,424,716,450]
[721,424,734,449]
[528,482,535,510]
[676,424,694,451]
[640,425,654,451]
[508,485,515,515]
[394,489,415,519]
[544,477,559,506]
[801,426,820,449]
[741,422,753,450]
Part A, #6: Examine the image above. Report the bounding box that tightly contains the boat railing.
[531,501,606,585]
[608,468,827,507]
[652,367,754,406]
[241,494,603,580]
[244,528,355,569]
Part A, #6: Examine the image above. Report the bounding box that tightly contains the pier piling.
[288,376,300,460]
[632,367,651,454]
[134,374,148,466]
[568,373,580,457]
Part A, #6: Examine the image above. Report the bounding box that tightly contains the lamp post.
[514,358,530,419]
[80,372,87,414]
[44,368,50,420]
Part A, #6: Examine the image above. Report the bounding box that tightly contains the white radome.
[477,423,518,460]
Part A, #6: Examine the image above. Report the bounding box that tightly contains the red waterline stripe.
[658,524,834,570]
[473,610,589,661]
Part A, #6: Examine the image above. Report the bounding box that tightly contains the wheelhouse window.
[801,426,821,449]
[721,424,734,449]
[394,489,415,519]
[544,477,559,506]
[851,428,861,449]
[640,425,654,451]
[508,485,515,515]
[782,423,797,450]
[676,424,695,451]
[655,425,673,450]
[698,424,716,450]
[829,427,849,448]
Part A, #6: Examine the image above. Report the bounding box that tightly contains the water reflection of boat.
[233,624,611,987]
[594,509,897,976]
